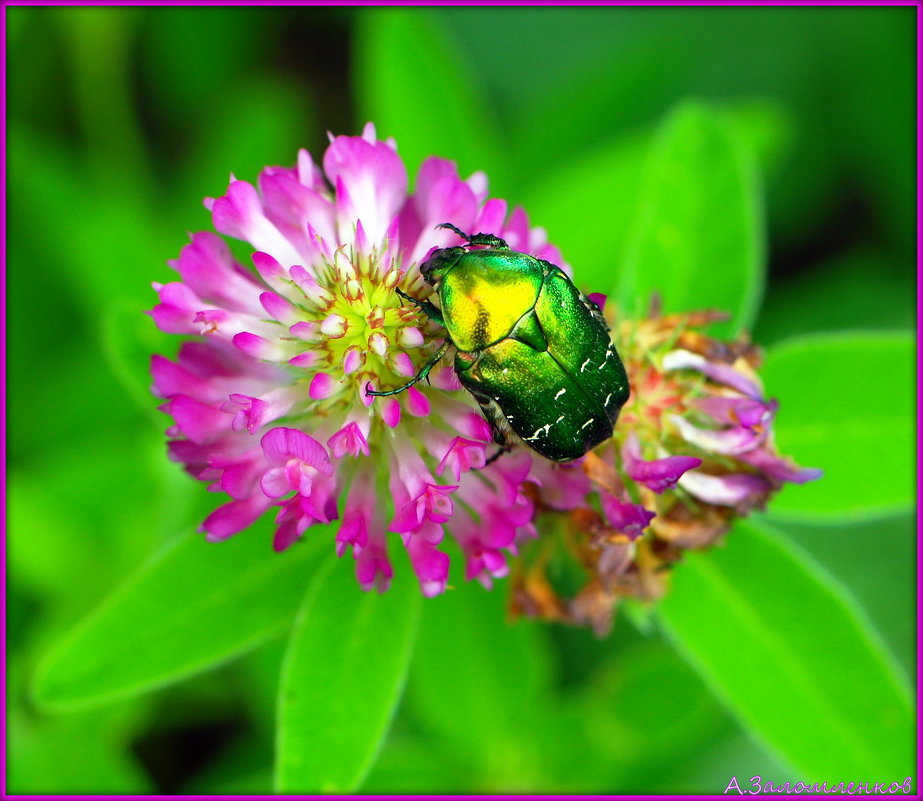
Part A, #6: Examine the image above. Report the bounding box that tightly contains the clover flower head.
[151,124,569,596]
[512,307,822,633]
[151,125,819,621]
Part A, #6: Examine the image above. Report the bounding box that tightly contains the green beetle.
[367,223,630,462]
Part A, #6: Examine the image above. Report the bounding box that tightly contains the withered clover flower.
[512,307,822,632]
[150,125,819,625]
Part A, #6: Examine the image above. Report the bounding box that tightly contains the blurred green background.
[7,6,916,794]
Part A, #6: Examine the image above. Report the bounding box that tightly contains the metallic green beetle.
[367,223,630,462]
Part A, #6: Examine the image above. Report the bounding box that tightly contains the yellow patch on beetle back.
[440,252,543,351]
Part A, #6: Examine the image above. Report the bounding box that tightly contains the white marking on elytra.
[580,418,595,430]
[604,393,613,407]
[555,415,565,424]
[580,358,591,372]
[502,368,509,374]
[525,423,552,441]
[554,388,567,400]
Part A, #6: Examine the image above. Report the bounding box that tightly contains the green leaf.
[408,580,552,784]
[617,101,765,336]
[762,331,914,521]
[145,8,273,123]
[722,98,796,185]
[100,298,175,423]
[754,250,916,346]
[519,99,791,298]
[33,526,328,710]
[275,560,421,793]
[176,72,316,227]
[353,8,509,194]
[363,729,474,793]
[9,124,171,309]
[658,518,913,781]
[518,129,649,294]
[778,513,915,680]
[9,707,152,794]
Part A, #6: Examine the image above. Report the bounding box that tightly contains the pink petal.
[328,422,371,458]
[323,131,407,245]
[207,179,301,267]
[289,351,321,368]
[436,437,487,482]
[170,231,263,314]
[669,414,765,455]
[166,395,228,443]
[679,470,771,510]
[260,466,291,499]
[151,355,213,400]
[586,292,607,312]
[200,494,271,541]
[260,292,300,325]
[598,493,655,540]
[221,394,268,434]
[232,332,292,362]
[309,372,335,400]
[260,427,330,471]
[662,349,763,399]
[406,386,431,417]
[622,434,703,494]
[407,534,450,597]
[381,398,402,428]
[736,448,823,485]
[356,540,393,593]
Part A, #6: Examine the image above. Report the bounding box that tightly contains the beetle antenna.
[436,222,508,250]
[435,222,469,240]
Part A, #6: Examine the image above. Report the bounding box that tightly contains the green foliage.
[519,130,649,293]
[9,706,152,794]
[407,579,553,786]
[762,331,915,521]
[617,101,765,336]
[353,9,509,193]
[34,527,329,711]
[659,519,913,781]
[8,5,914,795]
[275,560,420,792]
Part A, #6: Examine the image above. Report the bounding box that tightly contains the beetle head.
[419,246,466,287]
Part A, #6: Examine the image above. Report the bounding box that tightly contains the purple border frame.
[1,1,919,799]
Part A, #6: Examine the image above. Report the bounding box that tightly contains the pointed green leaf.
[275,561,421,793]
[353,8,508,193]
[408,580,552,781]
[762,331,914,521]
[658,518,913,781]
[519,100,791,298]
[33,527,328,710]
[518,130,649,294]
[618,101,765,336]
[9,707,152,794]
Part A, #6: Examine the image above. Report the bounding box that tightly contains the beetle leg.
[394,287,445,327]
[467,391,518,454]
[365,339,451,397]
[482,446,511,467]
[436,222,508,250]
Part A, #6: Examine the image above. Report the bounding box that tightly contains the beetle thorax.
[439,253,544,352]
